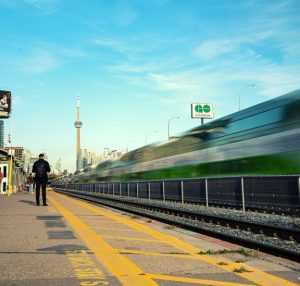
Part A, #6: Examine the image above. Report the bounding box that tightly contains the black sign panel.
[0,90,11,118]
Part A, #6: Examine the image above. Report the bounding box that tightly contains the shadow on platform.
[19,199,36,206]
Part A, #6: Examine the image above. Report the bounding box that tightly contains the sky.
[0,0,300,172]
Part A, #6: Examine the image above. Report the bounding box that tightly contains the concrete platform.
[0,190,299,286]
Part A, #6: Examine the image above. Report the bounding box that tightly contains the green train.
[74,89,300,183]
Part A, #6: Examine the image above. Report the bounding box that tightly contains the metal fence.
[53,175,300,213]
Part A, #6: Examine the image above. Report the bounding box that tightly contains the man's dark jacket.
[32,159,51,183]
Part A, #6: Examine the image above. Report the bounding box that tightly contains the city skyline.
[1,0,300,171]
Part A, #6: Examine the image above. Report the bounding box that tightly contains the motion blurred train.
[74,89,300,183]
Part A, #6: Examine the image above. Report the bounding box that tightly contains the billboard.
[191,103,213,119]
[0,90,11,118]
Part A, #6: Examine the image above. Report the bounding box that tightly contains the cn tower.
[74,97,83,172]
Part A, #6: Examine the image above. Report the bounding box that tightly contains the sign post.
[191,103,214,125]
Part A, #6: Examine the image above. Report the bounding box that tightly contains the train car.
[73,89,300,182]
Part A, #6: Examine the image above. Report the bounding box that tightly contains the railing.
[53,175,300,213]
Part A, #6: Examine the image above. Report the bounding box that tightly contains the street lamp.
[168,116,180,140]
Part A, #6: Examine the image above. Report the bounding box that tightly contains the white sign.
[191,103,214,119]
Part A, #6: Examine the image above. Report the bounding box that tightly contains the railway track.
[54,188,300,262]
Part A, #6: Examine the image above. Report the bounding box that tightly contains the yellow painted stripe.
[147,273,255,286]
[103,235,164,243]
[48,195,158,286]
[57,192,300,286]
[65,250,109,284]
[65,193,197,253]
[84,226,134,232]
[117,248,195,258]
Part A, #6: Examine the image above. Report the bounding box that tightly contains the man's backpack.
[35,161,48,178]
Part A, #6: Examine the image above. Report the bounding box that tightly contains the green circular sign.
[203,104,211,113]
[195,105,203,113]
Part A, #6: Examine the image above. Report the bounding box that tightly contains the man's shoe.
[43,203,48,206]
[36,203,40,206]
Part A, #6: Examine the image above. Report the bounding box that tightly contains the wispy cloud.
[90,0,300,110]
[194,30,273,61]
[19,49,59,74]
[148,72,199,92]
[17,44,86,74]
[194,39,239,61]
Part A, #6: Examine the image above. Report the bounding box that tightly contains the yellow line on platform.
[146,273,255,286]
[48,195,158,286]
[65,250,109,285]
[84,226,132,232]
[103,235,163,243]
[117,248,194,258]
[56,192,300,286]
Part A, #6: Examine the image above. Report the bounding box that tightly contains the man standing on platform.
[32,154,51,206]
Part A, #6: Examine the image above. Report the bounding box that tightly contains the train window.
[228,107,283,134]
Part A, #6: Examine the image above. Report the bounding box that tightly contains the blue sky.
[0,0,300,171]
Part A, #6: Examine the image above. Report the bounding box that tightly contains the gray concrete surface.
[1,191,300,286]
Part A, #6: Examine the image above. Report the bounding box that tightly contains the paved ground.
[0,190,299,286]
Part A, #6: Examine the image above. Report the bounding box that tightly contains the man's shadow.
[19,200,36,206]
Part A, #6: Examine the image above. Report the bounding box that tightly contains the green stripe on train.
[76,151,300,182]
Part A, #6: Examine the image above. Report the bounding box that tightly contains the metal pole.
[8,152,13,196]
[201,118,204,126]
[112,183,115,196]
[205,179,208,207]
[181,180,184,204]
[119,182,122,196]
[241,177,246,213]
[127,183,129,197]
[136,182,139,198]
[162,181,165,201]
[148,182,151,200]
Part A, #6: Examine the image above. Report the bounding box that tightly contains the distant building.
[4,147,33,173]
[0,149,27,194]
[4,147,24,161]
[78,147,126,170]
